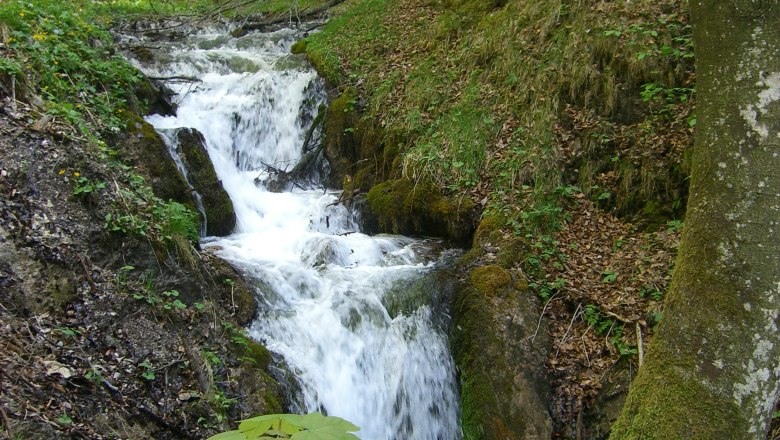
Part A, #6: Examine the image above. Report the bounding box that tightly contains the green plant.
[582,304,612,335]
[162,289,187,310]
[204,350,222,367]
[666,219,684,233]
[104,172,199,246]
[207,412,360,440]
[0,0,143,139]
[56,412,73,425]
[72,175,107,196]
[223,322,250,346]
[139,361,155,381]
[55,327,80,337]
[530,277,566,301]
[610,327,638,357]
[601,270,618,283]
[640,285,663,301]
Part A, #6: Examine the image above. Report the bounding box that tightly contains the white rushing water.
[137,26,461,439]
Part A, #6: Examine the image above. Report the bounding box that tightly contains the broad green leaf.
[206,430,246,440]
[239,414,303,437]
[238,419,275,438]
[297,413,359,433]
[291,429,360,440]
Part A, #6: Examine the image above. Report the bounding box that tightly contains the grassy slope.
[301,0,694,435]
[305,0,694,228]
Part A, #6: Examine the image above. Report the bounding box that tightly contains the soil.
[0,96,283,439]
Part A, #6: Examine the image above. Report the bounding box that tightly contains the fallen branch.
[237,0,346,31]
[602,309,630,324]
[147,75,202,83]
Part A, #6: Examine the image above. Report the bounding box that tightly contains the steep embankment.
[296,0,692,437]
[0,2,285,438]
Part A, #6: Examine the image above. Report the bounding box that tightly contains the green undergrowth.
[301,0,694,236]
[0,0,144,139]
[0,0,202,251]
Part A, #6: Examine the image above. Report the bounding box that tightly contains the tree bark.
[610,2,780,439]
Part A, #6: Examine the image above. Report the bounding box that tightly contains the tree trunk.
[609,2,780,439]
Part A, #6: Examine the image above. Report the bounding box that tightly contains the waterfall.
[136,25,461,440]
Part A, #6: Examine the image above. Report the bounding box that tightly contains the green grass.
[302,0,694,233]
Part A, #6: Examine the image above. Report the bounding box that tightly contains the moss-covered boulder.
[451,264,552,439]
[130,76,177,117]
[364,178,477,245]
[176,128,236,236]
[322,91,360,187]
[119,114,193,207]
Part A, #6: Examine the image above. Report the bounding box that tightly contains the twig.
[153,358,185,372]
[532,292,559,343]
[0,403,12,438]
[602,309,630,323]
[636,322,644,368]
[555,302,582,358]
[77,253,97,292]
[230,283,235,313]
[10,75,16,113]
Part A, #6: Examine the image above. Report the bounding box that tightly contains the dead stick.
[636,322,644,367]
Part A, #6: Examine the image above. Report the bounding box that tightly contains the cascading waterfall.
[134,25,462,439]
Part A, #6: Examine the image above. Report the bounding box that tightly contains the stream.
[130,25,462,439]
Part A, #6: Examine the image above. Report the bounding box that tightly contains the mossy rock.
[176,128,236,236]
[204,256,257,325]
[451,264,552,439]
[364,178,477,245]
[118,113,194,209]
[243,339,273,370]
[291,39,307,55]
[129,75,176,117]
[322,91,360,187]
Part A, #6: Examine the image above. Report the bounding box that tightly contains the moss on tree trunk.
[610,2,780,438]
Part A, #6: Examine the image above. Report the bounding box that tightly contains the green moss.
[322,91,359,187]
[177,128,236,236]
[46,274,77,308]
[452,278,502,440]
[468,265,512,298]
[291,39,307,55]
[610,344,745,439]
[365,178,477,243]
[460,371,496,440]
[451,263,535,439]
[121,113,194,207]
[242,339,273,370]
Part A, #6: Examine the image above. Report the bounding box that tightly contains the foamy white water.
[136,26,461,439]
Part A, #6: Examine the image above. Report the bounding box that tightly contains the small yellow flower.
[33,33,46,41]
[73,172,81,177]
[58,169,66,175]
